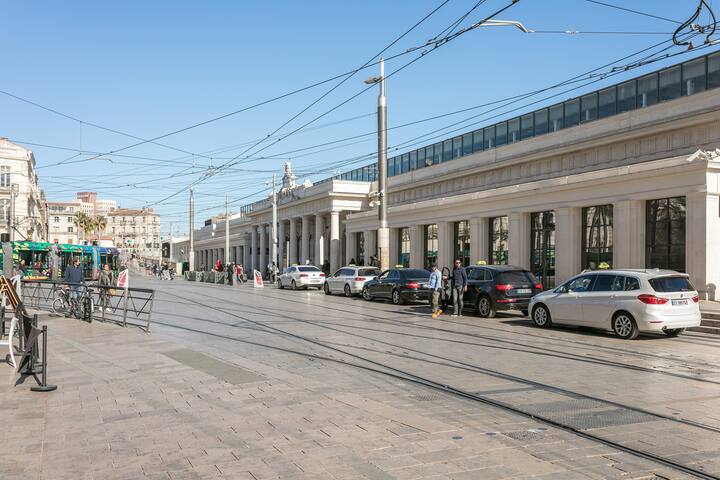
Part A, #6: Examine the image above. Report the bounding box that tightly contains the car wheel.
[323,283,332,295]
[476,296,496,318]
[277,279,284,289]
[392,289,404,305]
[362,287,373,301]
[291,280,297,290]
[521,309,529,317]
[532,304,552,328]
[612,312,639,340]
[663,328,685,337]
[316,286,323,290]
[344,284,353,297]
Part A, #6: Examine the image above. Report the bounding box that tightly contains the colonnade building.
[175,52,720,299]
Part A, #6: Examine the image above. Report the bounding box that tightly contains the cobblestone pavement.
[1,276,719,480]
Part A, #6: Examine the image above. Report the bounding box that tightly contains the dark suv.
[464,265,542,317]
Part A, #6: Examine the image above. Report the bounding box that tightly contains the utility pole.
[225,194,230,265]
[188,187,195,271]
[169,222,173,262]
[9,184,17,242]
[271,173,278,271]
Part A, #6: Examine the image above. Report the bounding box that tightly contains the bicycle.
[52,287,81,319]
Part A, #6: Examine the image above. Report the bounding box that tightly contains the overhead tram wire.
[583,0,682,25]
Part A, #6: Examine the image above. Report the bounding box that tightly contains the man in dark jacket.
[63,257,84,302]
[451,258,468,317]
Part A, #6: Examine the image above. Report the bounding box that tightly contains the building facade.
[108,208,161,260]
[175,52,720,299]
[0,138,47,242]
[47,201,80,244]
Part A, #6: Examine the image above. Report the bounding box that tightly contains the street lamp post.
[188,187,195,271]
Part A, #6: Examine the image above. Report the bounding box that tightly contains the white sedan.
[323,266,381,297]
[529,269,701,339]
[277,265,325,290]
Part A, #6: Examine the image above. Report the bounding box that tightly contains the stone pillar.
[315,213,325,267]
[469,217,489,265]
[437,221,452,270]
[508,212,531,269]
[289,218,298,265]
[243,235,251,269]
[555,207,582,284]
[259,224,267,273]
[278,220,286,269]
[330,210,341,272]
[686,192,720,300]
[346,229,356,265]
[613,200,645,270]
[389,228,399,267]
[364,229,376,266]
[409,225,424,269]
[301,215,310,264]
[251,225,258,272]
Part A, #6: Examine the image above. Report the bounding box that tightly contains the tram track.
[152,287,720,479]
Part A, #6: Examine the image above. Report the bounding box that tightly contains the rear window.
[649,276,695,292]
[496,270,535,284]
[402,269,430,279]
[358,268,380,277]
[298,266,320,272]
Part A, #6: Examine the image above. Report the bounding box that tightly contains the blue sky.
[1,0,716,235]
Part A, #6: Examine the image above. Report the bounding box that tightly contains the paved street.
[1,276,719,479]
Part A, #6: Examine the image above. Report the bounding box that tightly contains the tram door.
[530,211,555,290]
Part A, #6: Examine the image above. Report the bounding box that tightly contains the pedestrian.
[226,263,233,286]
[451,258,468,317]
[200,262,206,271]
[271,262,278,283]
[214,259,223,272]
[322,259,330,277]
[349,258,356,266]
[440,266,451,311]
[358,257,365,266]
[98,263,114,312]
[11,260,26,300]
[236,263,245,283]
[63,257,84,307]
[428,263,442,319]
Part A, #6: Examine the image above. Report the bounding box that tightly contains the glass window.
[468,268,486,281]
[582,205,613,270]
[649,276,695,292]
[549,104,563,132]
[521,113,534,139]
[709,52,720,89]
[489,216,509,265]
[659,66,681,102]
[409,150,418,171]
[564,98,580,127]
[462,133,473,156]
[387,159,395,177]
[398,227,410,268]
[401,153,409,174]
[581,92,597,122]
[530,211,556,289]
[637,73,658,108]
[453,220,471,267]
[566,275,596,293]
[0,166,10,187]
[424,145,434,167]
[424,224,438,270]
[483,125,495,150]
[496,121,508,147]
[442,140,453,162]
[683,57,706,96]
[452,136,462,159]
[592,275,623,292]
[617,80,636,113]
[473,129,484,152]
[625,277,640,291]
[507,117,520,144]
[433,143,442,164]
[534,108,548,135]
[598,87,616,119]
[646,197,686,272]
[356,232,364,262]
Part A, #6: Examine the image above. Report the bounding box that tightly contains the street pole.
[376,58,389,270]
[225,194,230,265]
[188,187,195,271]
[169,222,173,262]
[9,184,16,242]
[271,173,278,271]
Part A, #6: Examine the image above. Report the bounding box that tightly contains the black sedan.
[362,268,431,304]
[464,265,542,317]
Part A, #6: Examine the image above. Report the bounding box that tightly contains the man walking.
[428,264,442,319]
[63,257,84,305]
[451,258,468,317]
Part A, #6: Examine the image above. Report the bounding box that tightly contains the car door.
[465,267,483,305]
[381,270,400,298]
[329,268,344,291]
[582,274,623,326]
[549,274,596,324]
[372,270,390,296]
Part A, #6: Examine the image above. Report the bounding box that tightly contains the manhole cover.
[410,393,444,402]
[502,430,545,441]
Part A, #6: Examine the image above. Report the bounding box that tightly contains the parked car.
[277,265,325,290]
[529,269,701,339]
[324,266,381,297]
[362,268,431,304]
[464,265,542,318]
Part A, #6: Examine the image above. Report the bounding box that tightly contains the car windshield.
[496,270,534,284]
[402,269,430,279]
[649,276,695,292]
[358,268,380,277]
[298,266,320,272]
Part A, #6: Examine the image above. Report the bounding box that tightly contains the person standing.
[63,257,84,305]
[236,263,244,284]
[322,259,330,277]
[428,264,442,319]
[451,259,468,317]
[98,263,114,312]
[226,263,233,286]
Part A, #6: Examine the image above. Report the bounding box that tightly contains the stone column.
[508,212,531,269]
[315,213,325,266]
[345,229,356,265]
[364,229,376,266]
[259,224,267,273]
[469,217,488,265]
[389,228,399,267]
[243,234,250,269]
[437,221,452,270]
[330,210,341,272]
[301,215,310,264]
[289,218,298,265]
[250,225,258,272]
[613,200,645,269]
[554,207,582,284]
[686,192,720,300]
[409,225,424,269]
[278,220,286,269]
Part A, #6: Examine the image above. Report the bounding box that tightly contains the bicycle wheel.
[71,299,82,319]
[52,297,66,315]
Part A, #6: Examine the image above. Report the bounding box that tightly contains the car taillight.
[406,282,420,289]
[692,295,699,303]
[299,274,308,278]
[637,294,668,305]
[354,277,365,281]
[534,283,543,290]
[495,284,512,291]
[319,273,325,277]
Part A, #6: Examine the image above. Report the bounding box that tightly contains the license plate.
[671,299,688,306]
[516,289,532,294]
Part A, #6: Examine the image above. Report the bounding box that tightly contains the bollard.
[31,326,57,392]
[122,287,129,328]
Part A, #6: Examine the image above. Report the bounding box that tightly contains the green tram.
[0,241,120,280]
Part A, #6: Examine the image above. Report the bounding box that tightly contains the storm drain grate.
[502,430,545,441]
[521,398,609,414]
[409,393,445,402]
[540,408,659,430]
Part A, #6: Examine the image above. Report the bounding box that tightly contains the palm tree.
[74,212,90,243]
[94,216,107,239]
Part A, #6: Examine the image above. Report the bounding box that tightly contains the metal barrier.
[183,271,233,284]
[22,280,155,332]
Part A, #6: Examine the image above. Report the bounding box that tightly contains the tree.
[94,216,107,238]
[74,212,90,243]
